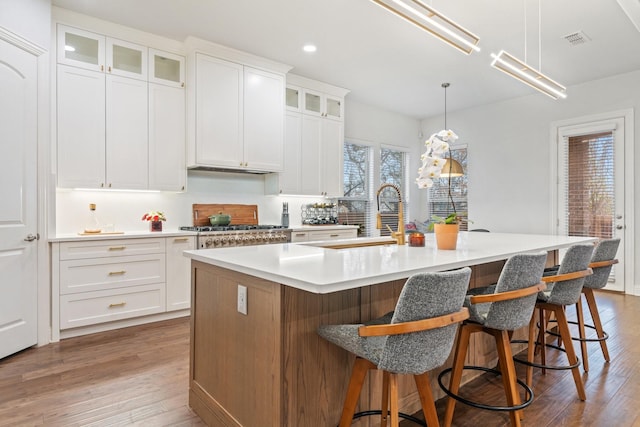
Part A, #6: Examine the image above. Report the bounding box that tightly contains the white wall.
[0,0,50,48]
[421,70,639,291]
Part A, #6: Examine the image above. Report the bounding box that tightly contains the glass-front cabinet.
[149,48,185,88]
[301,88,343,120]
[57,25,105,72]
[107,38,147,80]
[285,86,301,111]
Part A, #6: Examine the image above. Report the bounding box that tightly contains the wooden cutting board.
[192,204,259,226]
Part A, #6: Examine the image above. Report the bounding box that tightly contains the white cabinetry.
[290,228,357,242]
[52,235,194,340]
[191,52,285,172]
[166,236,195,311]
[266,75,348,196]
[55,24,186,191]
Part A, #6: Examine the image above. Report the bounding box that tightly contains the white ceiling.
[51,0,640,119]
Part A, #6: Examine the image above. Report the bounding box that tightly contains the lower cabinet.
[52,235,195,339]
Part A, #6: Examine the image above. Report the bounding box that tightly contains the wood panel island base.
[185,233,596,426]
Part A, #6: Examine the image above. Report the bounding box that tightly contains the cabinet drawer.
[60,254,165,295]
[59,238,165,260]
[60,283,166,329]
[308,230,357,241]
[290,232,309,242]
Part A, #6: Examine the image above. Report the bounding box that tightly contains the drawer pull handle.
[295,233,306,237]
[108,246,126,251]
[108,302,126,308]
[174,237,189,242]
[330,234,339,237]
[108,271,126,276]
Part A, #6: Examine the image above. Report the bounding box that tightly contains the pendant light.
[368,0,480,55]
[439,83,464,178]
[490,0,566,99]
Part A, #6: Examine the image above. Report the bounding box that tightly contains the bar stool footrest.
[348,410,426,426]
[511,339,581,370]
[544,319,609,343]
[437,366,534,412]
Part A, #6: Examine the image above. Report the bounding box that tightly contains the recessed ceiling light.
[303,44,317,53]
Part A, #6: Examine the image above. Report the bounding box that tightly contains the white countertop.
[184,232,597,294]
[49,230,197,242]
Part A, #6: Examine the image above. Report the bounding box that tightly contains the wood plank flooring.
[0,290,638,426]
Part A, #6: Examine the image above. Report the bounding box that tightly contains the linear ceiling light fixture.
[490,0,566,100]
[369,0,480,54]
[490,50,567,99]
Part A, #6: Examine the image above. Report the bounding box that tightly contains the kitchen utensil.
[209,212,232,226]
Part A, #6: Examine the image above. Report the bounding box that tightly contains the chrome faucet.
[376,183,405,245]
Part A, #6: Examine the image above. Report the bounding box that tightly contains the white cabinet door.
[300,114,322,195]
[195,53,243,168]
[149,83,186,191]
[106,38,147,81]
[149,48,185,88]
[105,75,148,189]
[57,25,105,72]
[243,67,284,171]
[57,64,106,188]
[280,112,302,193]
[0,35,39,359]
[166,236,195,311]
[321,119,344,197]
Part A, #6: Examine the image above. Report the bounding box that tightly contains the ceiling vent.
[563,31,591,46]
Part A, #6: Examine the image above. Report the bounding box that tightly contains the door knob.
[24,234,38,242]
[616,225,624,230]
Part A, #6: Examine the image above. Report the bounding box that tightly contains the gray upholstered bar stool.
[439,252,548,427]
[516,244,594,401]
[317,267,471,427]
[575,238,620,371]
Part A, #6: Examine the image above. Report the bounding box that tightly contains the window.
[564,132,614,239]
[338,142,373,236]
[429,146,468,230]
[379,147,409,236]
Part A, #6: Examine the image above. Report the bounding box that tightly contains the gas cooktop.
[180,225,288,232]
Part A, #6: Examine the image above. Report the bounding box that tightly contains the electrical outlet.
[237,284,247,315]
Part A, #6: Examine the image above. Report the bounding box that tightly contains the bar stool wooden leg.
[526,311,537,388]
[494,329,522,427]
[415,372,440,427]
[389,373,399,427]
[575,297,589,372]
[583,288,611,362]
[554,306,587,401]
[339,357,374,427]
[444,325,472,427]
[381,371,390,427]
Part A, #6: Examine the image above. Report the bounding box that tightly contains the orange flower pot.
[434,223,459,250]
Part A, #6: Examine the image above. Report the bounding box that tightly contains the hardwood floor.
[0,317,204,426]
[0,290,638,426]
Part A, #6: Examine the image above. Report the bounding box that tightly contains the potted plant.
[142,211,166,232]
[416,129,464,250]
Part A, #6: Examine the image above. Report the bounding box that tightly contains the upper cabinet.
[266,75,349,197]
[185,37,292,173]
[55,24,186,191]
[58,25,148,80]
[149,48,185,88]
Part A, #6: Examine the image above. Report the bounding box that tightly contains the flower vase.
[150,221,163,232]
[434,223,459,250]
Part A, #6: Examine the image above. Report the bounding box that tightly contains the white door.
[554,112,633,292]
[0,37,39,359]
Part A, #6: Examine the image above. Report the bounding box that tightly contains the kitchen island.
[184,232,595,427]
